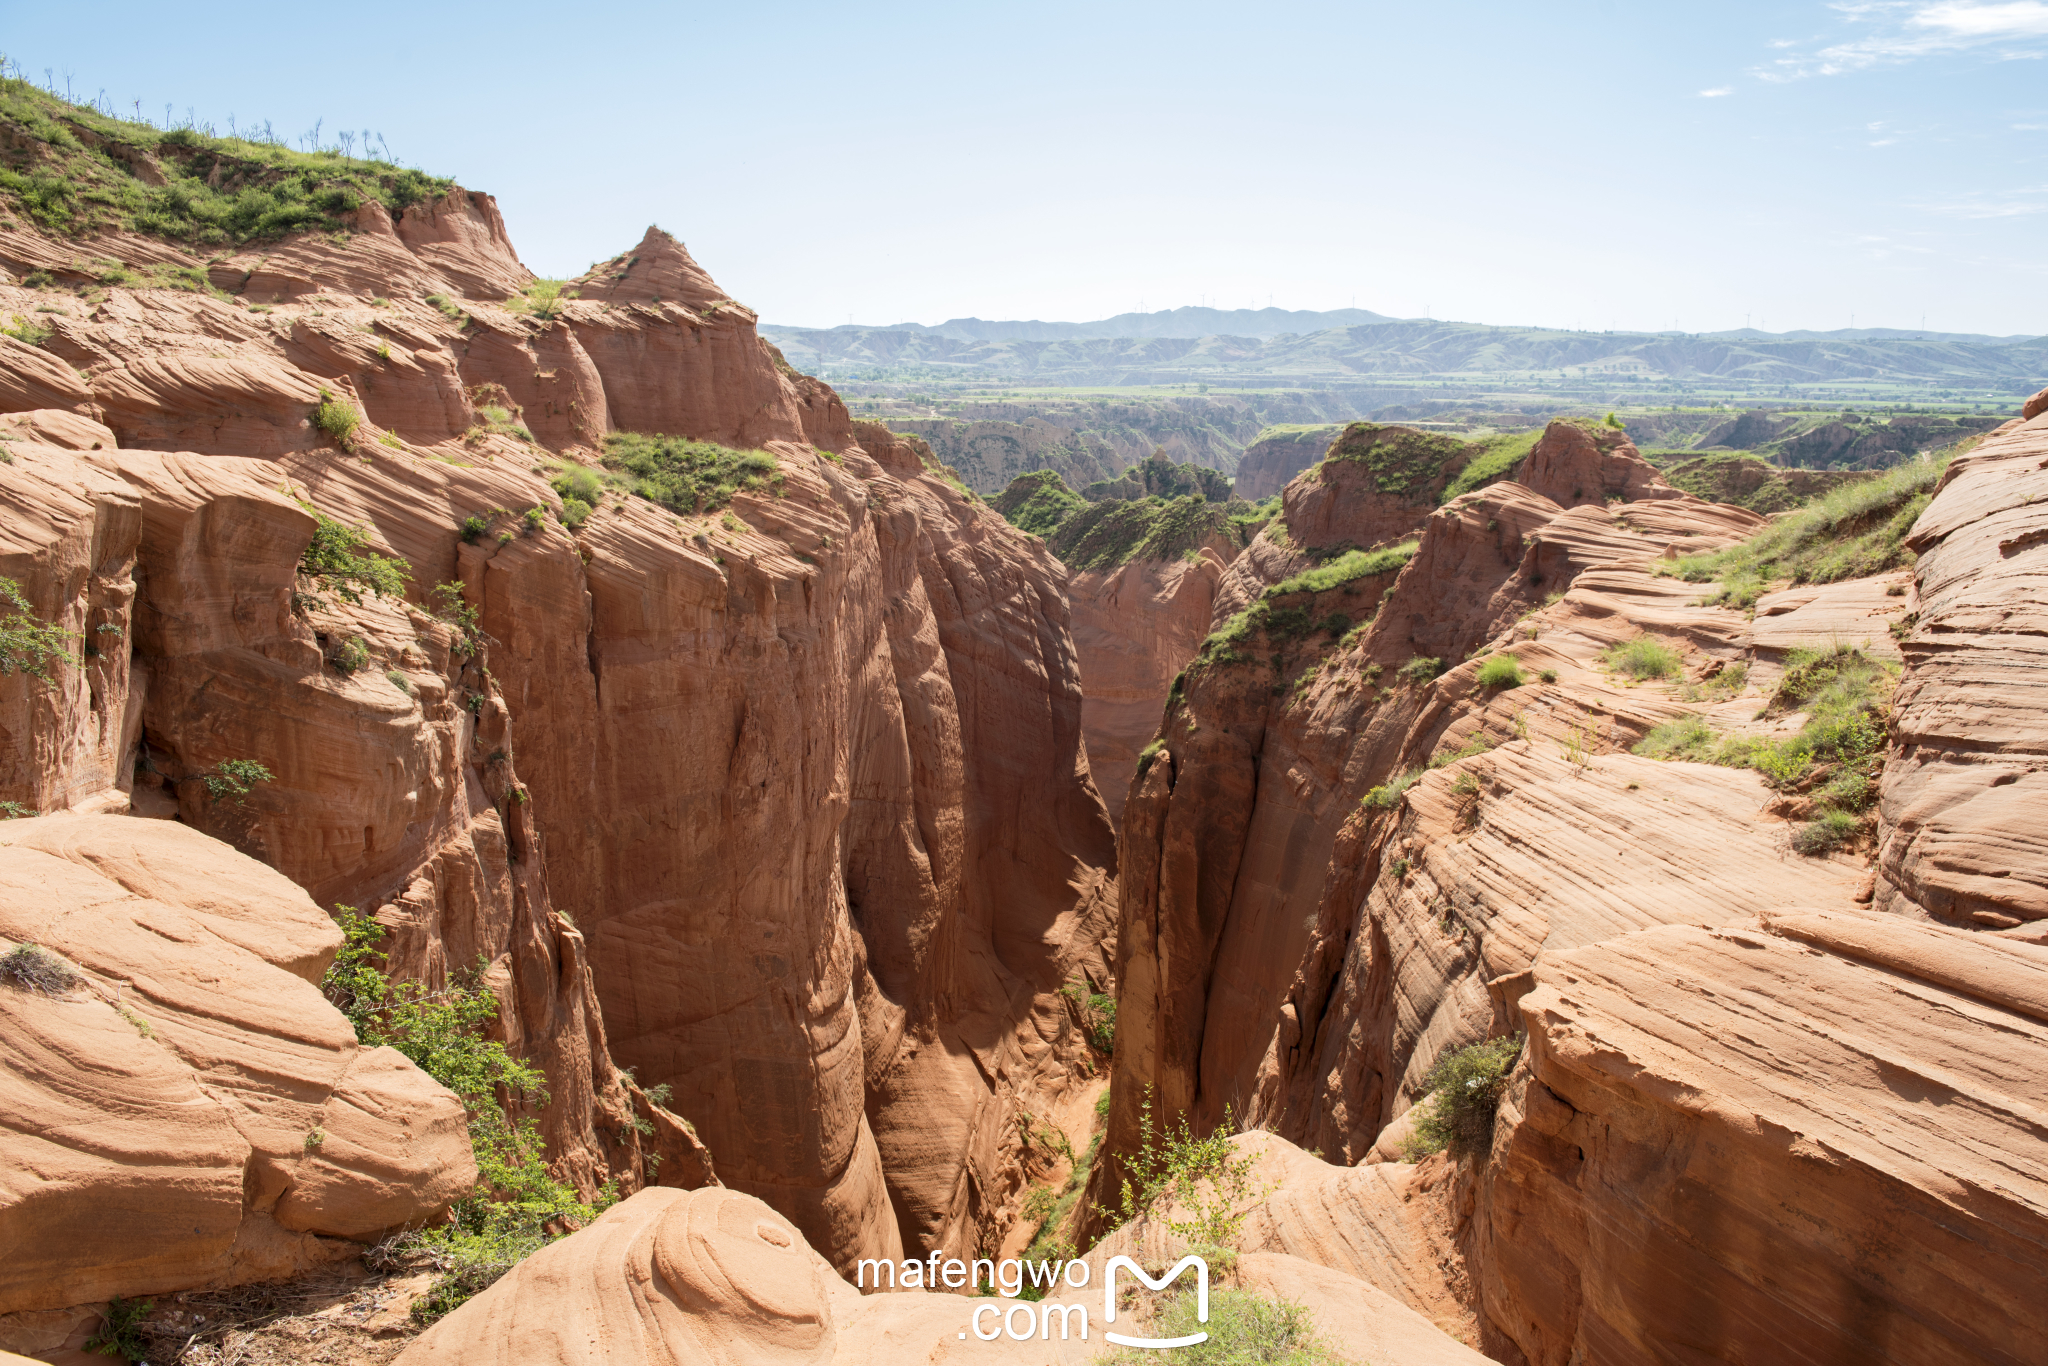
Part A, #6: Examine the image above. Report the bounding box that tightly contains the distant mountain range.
[761,313,2048,395]
[787,305,1397,343]
[773,307,2036,349]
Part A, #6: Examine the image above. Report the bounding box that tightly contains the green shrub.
[200,759,273,806]
[1364,768,1422,809]
[460,514,490,543]
[604,432,779,516]
[0,576,73,681]
[300,513,409,603]
[0,943,79,996]
[322,909,613,1324]
[1602,635,1681,681]
[1404,1035,1523,1159]
[0,800,37,818]
[386,668,413,696]
[1060,979,1117,1054]
[1399,655,1446,685]
[1135,737,1167,780]
[1538,667,1559,684]
[1794,809,1863,856]
[330,635,370,675]
[2,312,52,346]
[1634,714,1715,762]
[1103,1287,1345,1365]
[1110,1086,1261,1248]
[514,278,568,320]
[311,389,360,447]
[1817,769,1873,812]
[84,1295,153,1359]
[1475,655,1525,688]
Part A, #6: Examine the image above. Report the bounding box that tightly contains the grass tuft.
[1602,635,1681,681]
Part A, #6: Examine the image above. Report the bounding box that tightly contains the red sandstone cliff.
[0,190,1110,1301]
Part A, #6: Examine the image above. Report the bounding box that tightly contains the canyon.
[3,85,2047,1366]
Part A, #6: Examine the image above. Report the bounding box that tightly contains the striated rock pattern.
[0,817,472,1314]
[1878,411,2048,934]
[1474,910,2048,1364]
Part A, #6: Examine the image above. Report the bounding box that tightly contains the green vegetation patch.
[323,909,614,1324]
[1633,644,1893,841]
[1475,654,1526,688]
[1667,454,1948,608]
[1440,427,1544,502]
[1048,493,1236,572]
[1265,540,1417,597]
[0,75,452,245]
[299,512,409,604]
[1403,1034,1523,1159]
[1103,1287,1346,1365]
[1318,422,1471,498]
[0,575,73,681]
[603,432,780,516]
[993,468,1088,537]
[1601,635,1682,681]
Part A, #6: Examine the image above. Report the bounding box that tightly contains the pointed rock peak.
[573,226,734,312]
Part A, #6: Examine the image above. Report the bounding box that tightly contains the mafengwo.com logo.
[856,1251,1209,1347]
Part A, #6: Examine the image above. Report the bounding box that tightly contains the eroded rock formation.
[0,817,471,1314]
[0,187,1109,1293]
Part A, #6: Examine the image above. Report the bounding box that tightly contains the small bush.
[0,576,73,681]
[1061,979,1117,1054]
[1399,655,1446,685]
[1538,667,1559,684]
[1602,635,1682,681]
[1475,655,1525,689]
[1111,1087,1261,1247]
[1794,809,1862,856]
[513,278,568,320]
[84,1296,153,1359]
[300,513,409,603]
[1634,714,1715,762]
[311,388,361,447]
[201,758,274,806]
[1405,1035,1523,1159]
[322,909,614,1323]
[386,668,413,695]
[460,514,490,543]
[0,943,80,996]
[1103,1287,1345,1365]
[2,312,52,346]
[330,635,370,675]
[1364,768,1421,809]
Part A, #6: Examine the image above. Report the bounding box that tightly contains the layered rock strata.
[1878,410,2048,934]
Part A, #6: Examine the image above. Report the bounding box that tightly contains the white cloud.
[1756,1,2048,79]
[1915,183,2048,215]
[1699,86,1734,96]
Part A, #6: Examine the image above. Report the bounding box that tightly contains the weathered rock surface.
[1233,423,1341,502]
[1475,910,2048,1365]
[1878,412,2048,933]
[1515,419,1675,508]
[397,1182,1493,1365]
[0,816,472,1314]
[1068,550,1230,822]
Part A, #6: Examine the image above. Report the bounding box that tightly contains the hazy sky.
[7,2,2045,334]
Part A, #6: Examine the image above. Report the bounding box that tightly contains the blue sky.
[6,2,2044,334]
